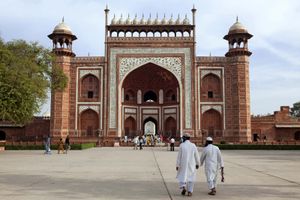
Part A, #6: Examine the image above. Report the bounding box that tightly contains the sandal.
[208,190,216,195]
[188,192,192,196]
[181,187,186,195]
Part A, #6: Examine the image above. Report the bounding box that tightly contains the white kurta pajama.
[200,144,224,190]
[176,140,200,192]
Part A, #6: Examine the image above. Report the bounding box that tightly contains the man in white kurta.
[200,137,224,195]
[176,133,200,196]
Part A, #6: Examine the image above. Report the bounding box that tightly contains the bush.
[216,144,300,150]
[4,143,96,150]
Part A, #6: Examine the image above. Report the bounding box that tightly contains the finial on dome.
[147,14,152,25]
[62,16,64,23]
[154,13,160,24]
[133,14,138,24]
[125,14,131,25]
[117,14,124,24]
[140,14,146,24]
[236,16,239,22]
[169,14,174,24]
[161,14,167,24]
[176,14,181,25]
[183,14,189,25]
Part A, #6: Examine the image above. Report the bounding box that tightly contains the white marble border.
[76,66,103,130]
[109,48,192,133]
[198,67,226,130]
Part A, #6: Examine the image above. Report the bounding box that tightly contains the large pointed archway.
[79,109,99,137]
[202,109,222,138]
[120,63,180,137]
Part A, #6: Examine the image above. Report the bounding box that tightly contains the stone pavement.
[0,147,299,200]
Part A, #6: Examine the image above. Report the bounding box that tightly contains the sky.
[0,0,299,116]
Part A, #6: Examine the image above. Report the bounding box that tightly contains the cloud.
[0,0,299,115]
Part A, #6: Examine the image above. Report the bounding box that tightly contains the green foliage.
[70,143,96,150]
[220,140,226,144]
[291,101,300,118]
[216,144,300,150]
[0,38,67,124]
[4,143,96,150]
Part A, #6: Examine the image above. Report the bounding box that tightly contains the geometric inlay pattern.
[109,48,192,129]
[79,105,100,114]
[201,69,221,79]
[79,69,100,79]
[201,105,222,114]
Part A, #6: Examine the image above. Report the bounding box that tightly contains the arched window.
[80,75,99,100]
[125,117,137,138]
[183,31,190,37]
[164,117,177,138]
[165,89,176,102]
[202,109,222,137]
[147,31,154,37]
[111,31,117,37]
[140,31,146,37]
[201,73,222,101]
[154,31,161,37]
[124,89,135,102]
[144,91,157,102]
[80,109,99,137]
[169,31,175,37]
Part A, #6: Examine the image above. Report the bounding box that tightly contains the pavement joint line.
[226,160,300,186]
[151,148,173,200]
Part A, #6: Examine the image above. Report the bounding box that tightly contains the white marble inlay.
[80,69,100,79]
[125,108,137,114]
[201,105,222,114]
[143,109,158,114]
[109,48,191,129]
[201,69,221,79]
[79,105,100,114]
[119,57,182,81]
[164,108,176,114]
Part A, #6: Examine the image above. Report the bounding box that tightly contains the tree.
[0,38,67,124]
[291,101,300,118]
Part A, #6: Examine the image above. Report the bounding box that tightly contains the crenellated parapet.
[107,13,194,38]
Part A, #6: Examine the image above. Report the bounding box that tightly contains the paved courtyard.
[0,147,299,200]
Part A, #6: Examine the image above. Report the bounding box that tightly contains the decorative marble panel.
[125,108,137,114]
[159,89,163,104]
[109,48,191,129]
[79,105,100,114]
[137,90,142,104]
[164,108,176,114]
[201,105,222,114]
[201,70,221,79]
[80,69,100,79]
[119,57,182,81]
[143,109,158,114]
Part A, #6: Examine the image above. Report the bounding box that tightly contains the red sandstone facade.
[251,106,300,143]
[46,7,253,145]
[1,8,299,146]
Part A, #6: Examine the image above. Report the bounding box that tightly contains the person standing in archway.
[138,135,143,150]
[176,133,200,196]
[170,137,175,151]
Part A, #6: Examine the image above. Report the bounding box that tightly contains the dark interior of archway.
[0,130,6,140]
[122,63,179,105]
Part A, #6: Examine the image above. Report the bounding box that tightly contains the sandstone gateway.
[48,6,252,145]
